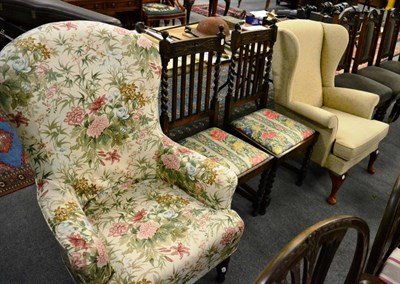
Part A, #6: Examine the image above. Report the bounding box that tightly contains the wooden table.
[63,0,141,17]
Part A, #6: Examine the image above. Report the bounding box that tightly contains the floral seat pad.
[230,109,316,156]
[84,178,243,283]
[143,3,184,15]
[179,127,272,176]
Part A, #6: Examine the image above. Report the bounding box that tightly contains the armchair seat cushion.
[180,127,272,176]
[357,66,400,95]
[380,60,400,75]
[86,178,243,283]
[230,109,316,156]
[143,3,184,15]
[335,73,394,107]
[322,107,389,161]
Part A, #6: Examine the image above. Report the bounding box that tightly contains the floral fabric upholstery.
[0,21,243,283]
[180,127,273,176]
[143,3,183,15]
[230,109,316,156]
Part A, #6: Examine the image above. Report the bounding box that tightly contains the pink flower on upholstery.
[162,136,175,147]
[59,22,78,31]
[35,63,49,76]
[113,27,130,35]
[161,154,180,170]
[263,110,279,119]
[170,242,190,259]
[150,62,162,78]
[303,129,314,139]
[64,106,85,126]
[261,131,276,140]
[70,252,87,269]
[47,84,58,98]
[95,239,109,268]
[137,36,153,49]
[108,222,129,237]
[89,95,107,114]
[87,115,109,138]
[177,147,192,154]
[132,209,147,223]
[98,149,121,165]
[137,220,160,240]
[209,129,228,141]
[68,233,88,250]
[251,154,265,166]
[220,227,237,245]
[238,219,245,233]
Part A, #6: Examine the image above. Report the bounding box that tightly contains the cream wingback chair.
[0,21,244,283]
[272,19,389,205]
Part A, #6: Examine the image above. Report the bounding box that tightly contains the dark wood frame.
[254,216,370,284]
[223,24,318,187]
[158,29,277,216]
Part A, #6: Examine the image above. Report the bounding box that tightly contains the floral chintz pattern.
[180,127,272,176]
[231,109,316,155]
[0,21,243,283]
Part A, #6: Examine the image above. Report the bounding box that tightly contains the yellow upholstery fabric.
[272,19,389,175]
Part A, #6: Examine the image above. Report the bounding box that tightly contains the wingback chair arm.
[288,101,338,129]
[39,185,114,283]
[156,135,238,210]
[323,87,379,119]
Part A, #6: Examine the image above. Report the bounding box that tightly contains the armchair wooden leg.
[258,163,278,216]
[367,149,379,174]
[216,257,230,283]
[327,172,347,205]
[388,98,400,123]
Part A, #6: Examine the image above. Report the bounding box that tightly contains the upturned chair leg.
[327,172,347,205]
[367,149,379,174]
[216,257,230,283]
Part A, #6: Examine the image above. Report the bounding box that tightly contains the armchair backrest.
[273,20,349,109]
[0,21,162,207]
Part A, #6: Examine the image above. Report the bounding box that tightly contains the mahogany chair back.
[159,28,225,137]
[375,8,400,65]
[254,216,370,284]
[352,8,384,73]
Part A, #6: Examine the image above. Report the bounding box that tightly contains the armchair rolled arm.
[323,87,379,119]
[289,101,338,129]
[156,135,238,210]
[39,185,114,283]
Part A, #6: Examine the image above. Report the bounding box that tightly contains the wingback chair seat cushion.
[0,21,244,283]
[322,107,389,160]
[380,60,400,74]
[230,108,316,156]
[180,127,273,176]
[143,3,184,16]
[272,20,389,175]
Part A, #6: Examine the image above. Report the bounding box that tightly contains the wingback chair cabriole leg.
[328,172,347,205]
[367,149,379,174]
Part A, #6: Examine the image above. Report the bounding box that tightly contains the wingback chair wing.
[272,20,389,205]
[0,21,244,283]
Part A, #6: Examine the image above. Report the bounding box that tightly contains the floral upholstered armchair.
[0,21,244,283]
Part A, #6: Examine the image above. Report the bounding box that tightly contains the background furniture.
[334,7,396,122]
[0,20,244,283]
[272,19,389,205]
[0,0,121,47]
[158,28,277,216]
[254,215,370,284]
[141,0,186,26]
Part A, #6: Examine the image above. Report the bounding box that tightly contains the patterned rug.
[191,4,247,19]
[0,108,35,197]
